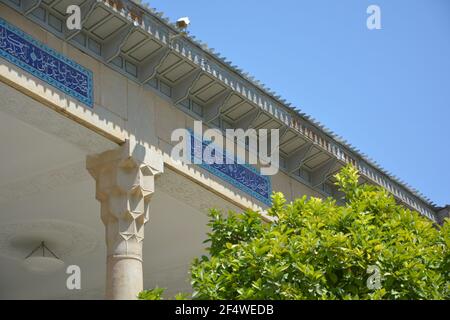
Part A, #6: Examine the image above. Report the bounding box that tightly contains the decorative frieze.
[0,17,93,107]
[189,132,272,206]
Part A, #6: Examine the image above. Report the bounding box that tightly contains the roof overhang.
[1,0,440,222]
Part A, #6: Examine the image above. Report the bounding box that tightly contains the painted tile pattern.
[190,132,272,206]
[0,18,93,107]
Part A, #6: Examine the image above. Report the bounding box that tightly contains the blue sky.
[147,0,450,206]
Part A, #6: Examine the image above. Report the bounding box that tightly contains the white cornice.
[0,0,440,221]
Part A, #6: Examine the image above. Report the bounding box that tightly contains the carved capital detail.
[87,141,162,260]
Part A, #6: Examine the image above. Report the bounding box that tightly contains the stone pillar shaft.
[87,142,162,300]
[106,256,143,300]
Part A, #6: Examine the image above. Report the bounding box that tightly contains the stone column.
[87,142,162,300]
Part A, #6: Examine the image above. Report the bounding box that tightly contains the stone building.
[0,0,447,299]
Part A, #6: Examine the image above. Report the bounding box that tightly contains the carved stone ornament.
[87,141,163,261]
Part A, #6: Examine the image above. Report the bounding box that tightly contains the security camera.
[176,17,190,30]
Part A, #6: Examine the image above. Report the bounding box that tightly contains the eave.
[1,0,440,221]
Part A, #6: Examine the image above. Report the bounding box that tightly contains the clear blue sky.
[147,0,450,206]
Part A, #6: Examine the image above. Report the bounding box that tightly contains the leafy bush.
[138,287,165,300]
[189,165,450,300]
[140,165,449,300]
[138,287,189,300]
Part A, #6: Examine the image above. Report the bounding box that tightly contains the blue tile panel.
[0,18,93,107]
[189,131,272,206]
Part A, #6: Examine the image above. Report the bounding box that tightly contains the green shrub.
[190,165,449,300]
[141,165,449,300]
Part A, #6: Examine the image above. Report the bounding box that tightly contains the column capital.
[86,141,163,259]
[86,141,163,299]
[86,141,163,180]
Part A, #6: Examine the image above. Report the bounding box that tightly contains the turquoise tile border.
[189,129,272,206]
[0,17,93,107]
